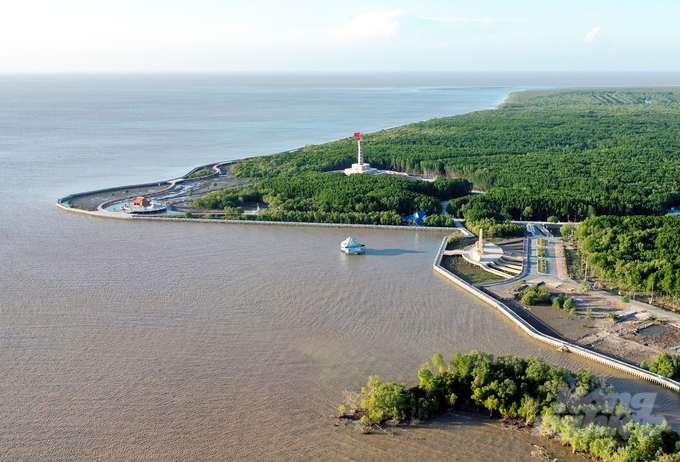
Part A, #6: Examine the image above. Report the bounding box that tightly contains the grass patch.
[188,167,212,178]
[564,247,582,279]
[445,237,478,251]
[441,256,505,284]
[537,259,547,274]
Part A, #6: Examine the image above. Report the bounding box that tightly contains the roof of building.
[341,237,362,248]
[132,196,150,206]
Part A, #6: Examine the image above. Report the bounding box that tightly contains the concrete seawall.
[56,160,461,232]
[55,202,458,232]
[433,237,680,393]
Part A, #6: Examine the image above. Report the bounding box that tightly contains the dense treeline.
[193,172,472,225]
[343,352,680,462]
[447,187,667,223]
[232,88,680,221]
[577,215,680,298]
[238,209,404,225]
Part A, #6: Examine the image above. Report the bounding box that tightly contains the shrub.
[649,352,680,379]
[608,311,618,321]
[423,214,456,227]
[521,284,552,305]
[563,298,574,311]
[224,206,244,218]
[343,350,680,462]
[621,295,630,303]
[547,216,559,223]
[448,232,462,244]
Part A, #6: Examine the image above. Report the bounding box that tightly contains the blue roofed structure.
[405,211,426,225]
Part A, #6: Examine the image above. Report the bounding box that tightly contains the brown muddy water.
[2,213,679,461]
[4,74,680,460]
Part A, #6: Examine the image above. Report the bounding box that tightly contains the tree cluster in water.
[342,352,680,462]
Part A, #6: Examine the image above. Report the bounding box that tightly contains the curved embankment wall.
[56,160,463,232]
[57,161,226,209]
[54,203,460,232]
[433,237,680,393]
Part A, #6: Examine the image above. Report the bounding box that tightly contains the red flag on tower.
[353,132,361,137]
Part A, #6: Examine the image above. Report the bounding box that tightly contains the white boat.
[341,237,365,255]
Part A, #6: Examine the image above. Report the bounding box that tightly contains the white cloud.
[332,11,403,42]
[423,16,527,26]
[586,26,603,43]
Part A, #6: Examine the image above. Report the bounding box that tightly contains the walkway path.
[485,235,680,327]
[432,237,680,392]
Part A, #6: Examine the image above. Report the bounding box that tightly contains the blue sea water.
[0,72,678,212]
[0,74,515,209]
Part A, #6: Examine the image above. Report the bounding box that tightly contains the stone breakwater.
[432,237,680,393]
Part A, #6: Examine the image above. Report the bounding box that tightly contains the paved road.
[485,234,680,327]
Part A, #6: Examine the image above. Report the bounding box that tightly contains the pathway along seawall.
[433,237,680,393]
[55,202,460,232]
[56,159,463,232]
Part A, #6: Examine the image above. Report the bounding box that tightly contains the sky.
[2,0,680,72]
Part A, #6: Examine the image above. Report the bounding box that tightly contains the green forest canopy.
[193,173,472,226]
[233,87,680,222]
[577,215,680,298]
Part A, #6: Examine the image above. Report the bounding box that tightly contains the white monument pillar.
[358,139,364,165]
[344,134,380,175]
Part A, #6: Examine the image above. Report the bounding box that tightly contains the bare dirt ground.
[503,285,680,367]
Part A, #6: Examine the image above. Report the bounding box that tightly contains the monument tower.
[344,132,380,175]
[357,138,364,165]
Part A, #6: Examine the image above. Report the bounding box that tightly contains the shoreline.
[432,236,680,393]
[56,159,459,232]
[55,89,516,227]
[55,202,458,232]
